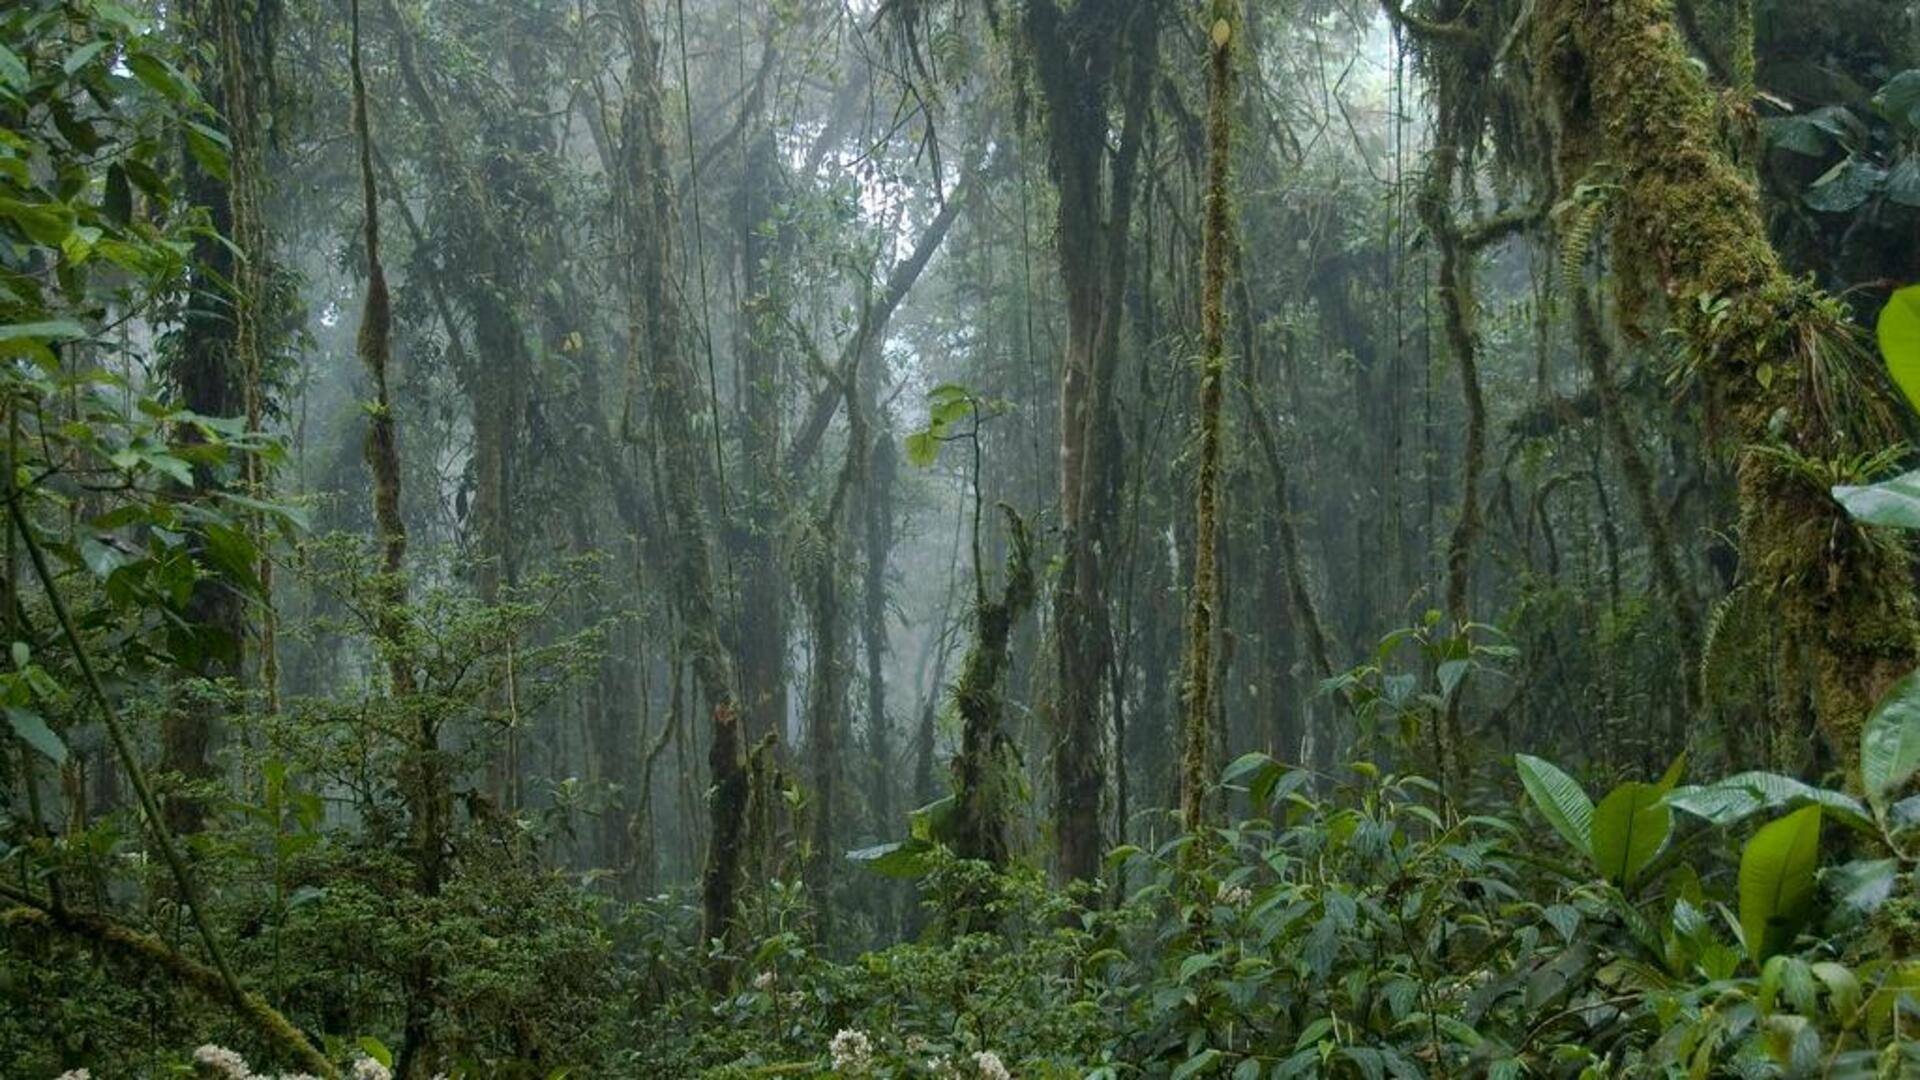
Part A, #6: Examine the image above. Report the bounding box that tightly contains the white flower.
[972,1049,1012,1080]
[349,1057,392,1080]
[752,969,777,991]
[924,1056,959,1078]
[55,1071,92,1080]
[193,1045,255,1079]
[1216,882,1253,908]
[829,1028,875,1074]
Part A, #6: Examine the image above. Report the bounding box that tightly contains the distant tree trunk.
[803,543,845,934]
[1414,137,1479,795]
[804,298,869,942]
[1180,1,1236,834]
[164,0,251,833]
[617,0,749,970]
[380,0,534,808]
[1533,0,1917,772]
[861,426,897,835]
[1022,0,1157,883]
[348,3,439,1074]
[1574,285,1703,718]
[951,505,1036,865]
[735,109,789,752]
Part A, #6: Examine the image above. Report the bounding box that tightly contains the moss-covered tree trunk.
[1180,1,1236,834]
[950,506,1036,866]
[1534,0,1916,772]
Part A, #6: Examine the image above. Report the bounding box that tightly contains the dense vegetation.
[3,0,1919,1076]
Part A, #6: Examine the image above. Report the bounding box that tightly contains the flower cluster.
[829,1028,875,1074]
[972,1049,1012,1080]
[1216,881,1253,908]
[193,1045,255,1079]
[179,1044,389,1080]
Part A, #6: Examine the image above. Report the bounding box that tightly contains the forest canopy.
[2,0,1920,1076]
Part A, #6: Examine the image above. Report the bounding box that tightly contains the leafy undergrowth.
[624,753,1920,1079]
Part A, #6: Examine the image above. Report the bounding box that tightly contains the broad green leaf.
[1877,70,1920,129]
[1591,781,1672,890]
[1834,468,1920,529]
[1812,961,1864,1022]
[907,794,954,843]
[1221,750,1275,785]
[1827,857,1900,916]
[61,40,111,77]
[1293,1016,1335,1051]
[0,320,88,344]
[1665,771,1872,832]
[903,430,938,468]
[0,43,26,91]
[0,199,77,247]
[1170,1049,1220,1080]
[845,839,933,879]
[124,52,198,107]
[1806,158,1885,213]
[1890,157,1920,207]
[1515,754,1593,857]
[356,1036,393,1069]
[1862,668,1920,812]
[184,121,229,183]
[1176,951,1218,983]
[6,706,65,764]
[1877,285,1920,415]
[1739,805,1822,966]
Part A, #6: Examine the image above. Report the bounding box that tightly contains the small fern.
[1552,167,1622,285]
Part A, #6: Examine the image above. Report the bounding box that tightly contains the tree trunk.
[1180,1,1236,834]
[1023,0,1157,883]
[951,507,1036,865]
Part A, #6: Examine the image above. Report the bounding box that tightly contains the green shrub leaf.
[1591,781,1671,890]
[1514,754,1593,857]
[1878,284,1920,414]
[1862,668,1920,812]
[1739,805,1823,966]
[1833,468,1920,529]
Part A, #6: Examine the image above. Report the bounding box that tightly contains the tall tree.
[1180,0,1237,833]
[1019,0,1158,882]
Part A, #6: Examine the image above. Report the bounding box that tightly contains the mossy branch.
[0,884,337,1078]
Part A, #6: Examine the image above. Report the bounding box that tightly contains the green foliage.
[632,743,1920,1076]
[1514,754,1594,856]
[1738,805,1822,965]
[1877,284,1920,413]
[1833,466,1920,527]
[1862,669,1920,814]
[1590,774,1675,892]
